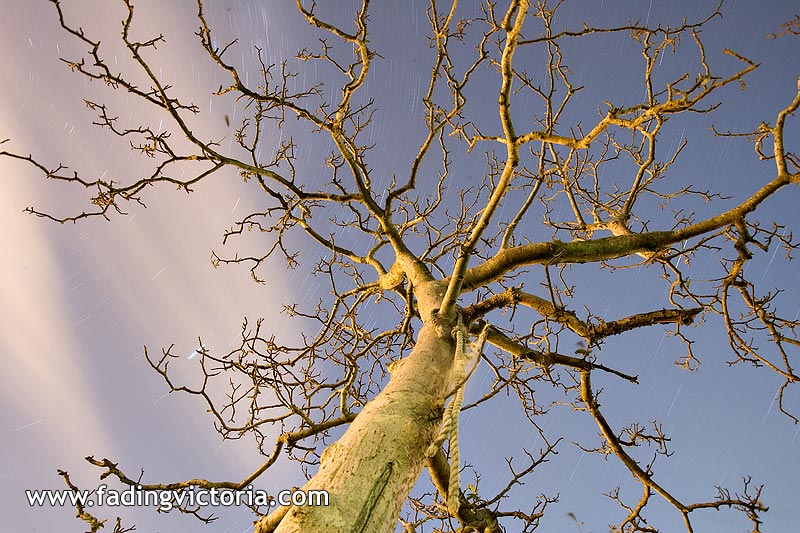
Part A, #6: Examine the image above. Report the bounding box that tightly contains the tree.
[3,1,799,532]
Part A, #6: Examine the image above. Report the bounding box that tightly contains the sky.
[1,1,799,532]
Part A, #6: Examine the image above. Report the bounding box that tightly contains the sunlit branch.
[439,0,529,318]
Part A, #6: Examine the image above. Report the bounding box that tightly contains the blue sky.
[1,1,799,532]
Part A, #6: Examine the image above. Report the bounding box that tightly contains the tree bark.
[264,281,454,533]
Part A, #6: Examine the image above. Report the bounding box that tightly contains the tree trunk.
[267,282,454,533]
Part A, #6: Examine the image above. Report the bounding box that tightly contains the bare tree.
[3,1,799,532]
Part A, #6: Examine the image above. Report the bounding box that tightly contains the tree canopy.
[2,1,799,532]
